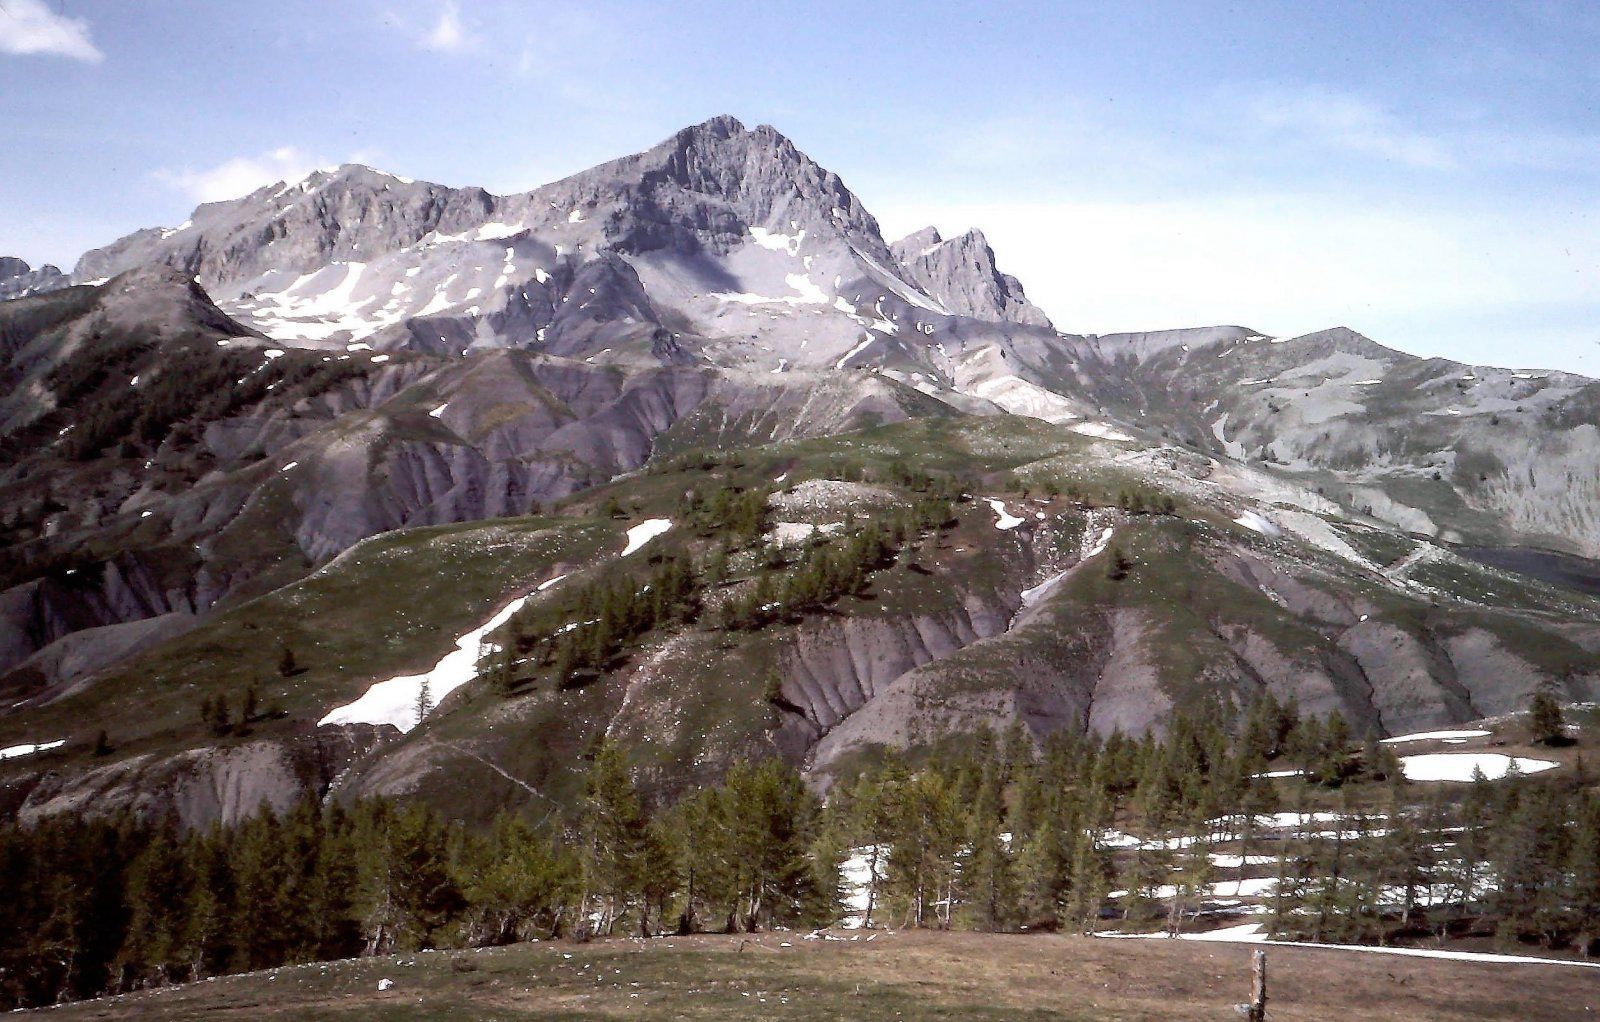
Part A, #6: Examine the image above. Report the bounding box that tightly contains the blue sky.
[2,0,1596,372]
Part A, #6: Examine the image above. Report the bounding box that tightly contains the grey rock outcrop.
[891,227,1052,327]
[0,257,69,301]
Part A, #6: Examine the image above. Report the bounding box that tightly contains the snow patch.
[1381,729,1491,744]
[748,226,805,256]
[835,335,875,369]
[1071,422,1135,442]
[773,521,843,547]
[1399,753,1558,782]
[986,498,1024,530]
[964,375,1079,424]
[0,740,66,761]
[621,519,673,557]
[1233,510,1281,537]
[318,594,534,733]
[1020,570,1069,606]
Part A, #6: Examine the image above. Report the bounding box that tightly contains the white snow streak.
[1233,510,1282,537]
[1381,729,1492,744]
[620,519,673,557]
[0,740,66,760]
[318,594,534,733]
[1071,421,1135,442]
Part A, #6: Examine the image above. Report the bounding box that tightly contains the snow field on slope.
[1233,510,1281,537]
[839,846,886,927]
[772,521,843,547]
[318,522,670,732]
[317,593,536,733]
[961,374,1080,424]
[620,519,672,557]
[1398,753,1558,782]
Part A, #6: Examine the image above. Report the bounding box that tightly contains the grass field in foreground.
[38,930,1598,1021]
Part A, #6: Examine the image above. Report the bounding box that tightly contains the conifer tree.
[1529,690,1567,745]
[963,762,1015,931]
[578,741,647,937]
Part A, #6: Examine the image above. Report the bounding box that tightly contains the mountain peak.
[0,256,68,301]
[509,113,893,263]
[676,113,748,142]
[891,226,1052,329]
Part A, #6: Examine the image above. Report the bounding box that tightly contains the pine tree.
[1528,690,1567,746]
[962,763,1015,931]
[383,805,464,950]
[883,769,962,929]
[1167,819,1215,936]
[207,695,231,737]
[841,772,892,928]
[578,741,647,937]
[231,808,293,970]
[117,815,191,988]
[1568,796,1600,956]
[414,675,432,729]
[721,759,825,931]
[462,813,578,945]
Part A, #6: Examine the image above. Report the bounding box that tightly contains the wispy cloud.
[155,146,328,203]
[0,0,103,63]
[419,1,476,54]
[1242,87,1454,169]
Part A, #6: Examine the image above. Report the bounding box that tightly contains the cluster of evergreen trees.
[1266,759,1600,952]
[0,744,831,1010]
[494,484,961,692]
[7,685,1591,1009]
[500,553,702,692]
[50,343,364,462]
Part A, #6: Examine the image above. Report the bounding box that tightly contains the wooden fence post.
[1249,949,1267,1022]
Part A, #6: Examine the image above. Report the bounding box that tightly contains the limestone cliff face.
[891,227,1052,327]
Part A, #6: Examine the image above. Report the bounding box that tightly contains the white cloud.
[155,147,328,203]
[0,0,103,63]
[420,1,476,53]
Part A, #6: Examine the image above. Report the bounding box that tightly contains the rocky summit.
[2,115,1599,829]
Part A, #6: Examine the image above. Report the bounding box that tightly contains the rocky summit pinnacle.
[0,257,69,301]
[891,226,1052,328]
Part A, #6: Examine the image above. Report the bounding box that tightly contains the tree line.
[0,743,834,1010]
[3,692,1590,1009]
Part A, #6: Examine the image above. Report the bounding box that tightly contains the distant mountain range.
[2,116,1597,828]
